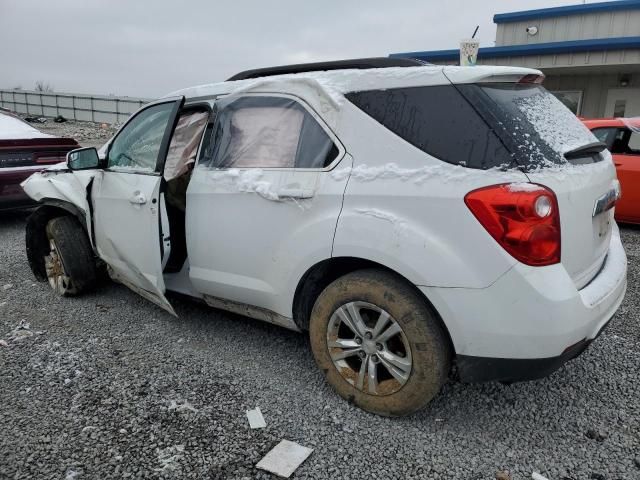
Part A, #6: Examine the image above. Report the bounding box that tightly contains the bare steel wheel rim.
[327,301,412,396]
[44,237,73,295]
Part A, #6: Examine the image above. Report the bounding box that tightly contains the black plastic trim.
[227,57,426,81]
[37,199,87,231]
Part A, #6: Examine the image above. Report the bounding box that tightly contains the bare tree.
[34,81,53,92]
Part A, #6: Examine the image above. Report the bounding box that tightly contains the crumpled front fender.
[21,169,100,244]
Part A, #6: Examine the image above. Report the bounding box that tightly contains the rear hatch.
[455,80,617,288]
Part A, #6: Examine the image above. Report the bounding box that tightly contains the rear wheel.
[309,269,451,416]
[44,216,97,296]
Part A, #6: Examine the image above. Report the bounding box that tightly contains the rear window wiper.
[563,141,606,160]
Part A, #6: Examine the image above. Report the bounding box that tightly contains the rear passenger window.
[591,127,618,149]
[201,96,338,169]
[346,85,515,170]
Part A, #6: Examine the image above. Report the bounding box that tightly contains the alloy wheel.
[44,237,74,295]
[326,301,412,396]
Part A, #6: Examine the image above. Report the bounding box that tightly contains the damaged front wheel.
[44,216,97,296]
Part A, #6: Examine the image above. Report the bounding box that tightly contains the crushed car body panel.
[22,168,98,244]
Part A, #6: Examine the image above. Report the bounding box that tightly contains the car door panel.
[187,163,350,318]
[93,172,177,313]
[613,153,640,223]
[92,98,183,315]
[185,94,349,319]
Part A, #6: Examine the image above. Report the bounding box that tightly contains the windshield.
[458,83,600,169]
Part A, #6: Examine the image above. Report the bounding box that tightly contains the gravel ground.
[16,114,118,150]
[0,210,639,480]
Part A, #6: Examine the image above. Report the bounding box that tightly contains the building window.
[550,90,583,115]
[613,100,626,118]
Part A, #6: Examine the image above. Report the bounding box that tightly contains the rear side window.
[200,96,338,169]
[346,86,515,170]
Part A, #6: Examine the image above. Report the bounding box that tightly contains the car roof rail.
[226,57,428,81]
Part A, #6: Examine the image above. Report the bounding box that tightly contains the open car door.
[92,97,184,315]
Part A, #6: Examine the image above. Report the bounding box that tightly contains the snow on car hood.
[0,112,55,140]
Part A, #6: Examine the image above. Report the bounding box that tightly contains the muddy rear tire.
[309,269,451,416]
[44,216,97,296]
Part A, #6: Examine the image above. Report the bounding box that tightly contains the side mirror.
[67,147,100,170]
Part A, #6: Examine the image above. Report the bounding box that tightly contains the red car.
[583,117,640,224]
[0,110,79,210]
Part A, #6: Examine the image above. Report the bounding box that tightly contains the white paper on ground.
[256,440,313,478]
[246,407,266,429]
[531,472,550,480]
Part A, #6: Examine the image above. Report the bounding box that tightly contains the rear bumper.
[456,316,610,383]
[0,166,42,209]
[421,224,627,381]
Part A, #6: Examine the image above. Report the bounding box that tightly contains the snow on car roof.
[0,111,55,140]
[166,65,542,103]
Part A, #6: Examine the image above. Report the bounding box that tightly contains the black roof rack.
[227,57,427,81]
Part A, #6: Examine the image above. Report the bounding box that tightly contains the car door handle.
[276,188,314,199]
[128,191,147,205]
[614,163,622,167]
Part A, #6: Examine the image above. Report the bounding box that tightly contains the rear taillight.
[464,183,560,266]
[34,152,67,164]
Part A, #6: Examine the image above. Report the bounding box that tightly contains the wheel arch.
[26,201,91,281]
[292,256,456,354]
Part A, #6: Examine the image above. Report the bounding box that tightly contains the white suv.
[22,58,627,416]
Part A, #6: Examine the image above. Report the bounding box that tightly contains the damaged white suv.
[22,58,627,416]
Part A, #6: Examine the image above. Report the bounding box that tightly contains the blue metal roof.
[390,36,640,62]
[493,0,640,24]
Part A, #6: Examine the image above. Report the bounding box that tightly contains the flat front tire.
[44,216,96,296]
[309,269,451,416]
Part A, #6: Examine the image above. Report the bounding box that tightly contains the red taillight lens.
[464,183,561,266]
[34,152,67,164]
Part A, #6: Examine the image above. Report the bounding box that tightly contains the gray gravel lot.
[17,115,118,150]
[1,210,639,480]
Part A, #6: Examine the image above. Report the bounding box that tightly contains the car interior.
[595,127,640,155]
[162,105,211,273]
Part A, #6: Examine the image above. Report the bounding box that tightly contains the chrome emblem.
[593,181,621,217]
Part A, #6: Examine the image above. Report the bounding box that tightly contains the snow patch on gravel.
[167,399,198,413]
[154,445,185,473]
[7,320,34,342]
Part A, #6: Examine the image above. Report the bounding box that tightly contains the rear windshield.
[347,83,601,170]
[458,83,600,168]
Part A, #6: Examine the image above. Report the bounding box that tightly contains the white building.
[391,0,640,117]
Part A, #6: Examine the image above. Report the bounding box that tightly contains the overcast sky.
[0,0,603,97]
